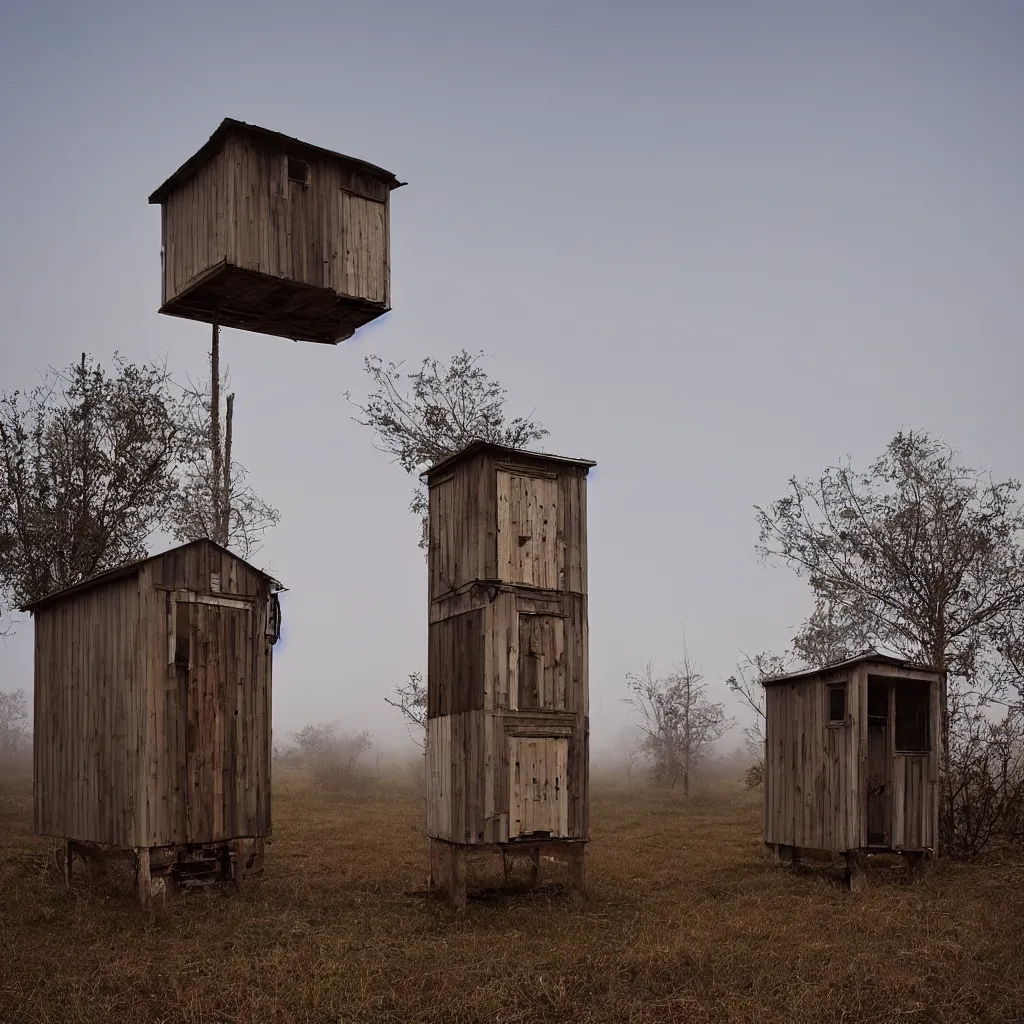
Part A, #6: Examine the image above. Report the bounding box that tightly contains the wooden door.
[866,681,890,847]
[508,737,569,839]
[337,191,387,303]
[496,471,561,588]
[176,597,254,844]
[517,615,567,710]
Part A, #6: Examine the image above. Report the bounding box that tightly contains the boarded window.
[427,609,485,717]
[287,157,309,185]
[518,615,567,710]
[497,471,561,588]
[508,737,568,838]
[827,683,847,723]
[895,681,931,752]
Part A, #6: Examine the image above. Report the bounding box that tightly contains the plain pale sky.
[1,0,1022,755]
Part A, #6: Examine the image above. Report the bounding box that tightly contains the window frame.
[826,681,848,726]
[894,679,932,753]
[287,156,310,187]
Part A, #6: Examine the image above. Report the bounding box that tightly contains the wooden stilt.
[231,839,246,887]
[447,844,466,912]
[136,848,153,907]
[845,851,867,892]
[501,850,511,885]
[529,846,541,890]
[62,841,73,888]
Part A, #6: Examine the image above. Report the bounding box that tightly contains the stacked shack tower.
[423,441,595,909]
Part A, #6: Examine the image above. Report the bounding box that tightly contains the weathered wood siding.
[428,451,589,602]
[426,447,591,847]
[764,667,862,853]
[162,144,233,305]
[764,660,941,854]
[34,577,144,847]
[426,710,588,844]
[33,539,274,851]
[161,132,391,308]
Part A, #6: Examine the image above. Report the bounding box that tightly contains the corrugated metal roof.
[149,118,404,204]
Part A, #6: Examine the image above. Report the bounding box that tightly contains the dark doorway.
[866,679,890,846]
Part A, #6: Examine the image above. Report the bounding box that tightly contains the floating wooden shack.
[423,441,595,910]
[762,652,943,887]
[25,539,283,902]
[149,118,404,344]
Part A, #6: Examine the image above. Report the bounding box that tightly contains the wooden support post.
[903,851,927,882]
[501,849,511,886]
[62,841,73,888]
[772,843,795,868]
[428,838,445,893]
[137,848,152,907]
[529,846,541,890]
[231,839,246,888]
[446,844,466,913]
[845,851,867,893]
[567,843,586,897]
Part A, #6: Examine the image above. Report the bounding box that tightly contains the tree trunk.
[210,321,222,546]
[222,393,234,545]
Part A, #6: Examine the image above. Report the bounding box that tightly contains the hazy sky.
[1,1,1022,754]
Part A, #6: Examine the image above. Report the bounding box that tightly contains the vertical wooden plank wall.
[162,132,394,308]
[426,450,590,847]
[764,661,940,855]
[33,577,143,847]
[34,539,274,853]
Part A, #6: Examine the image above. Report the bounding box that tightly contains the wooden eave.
[422,441,596,483]
[761,651,941,687]
[21,538,279,612]
[148,118,405,204]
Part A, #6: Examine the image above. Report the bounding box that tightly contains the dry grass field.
[2,767,1023,1024]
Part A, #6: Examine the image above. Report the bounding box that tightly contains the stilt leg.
[567,844,586,898]
[529,847,541,890]
[62,841,73,888]
[231,839,246,888]
[447,844,466,913]
[501,850,511,885]
[137,848,153,907]
[428,838,446,894]
[845,851,866,892]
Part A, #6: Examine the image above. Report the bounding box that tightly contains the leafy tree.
[346,349,548,547]
[0,355,185,614]
[755,429,1024,843]
[625,653,731,794]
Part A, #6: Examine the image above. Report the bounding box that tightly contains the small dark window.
[827,683,847,723]
[287,157,309,185]
[895,681,931,752]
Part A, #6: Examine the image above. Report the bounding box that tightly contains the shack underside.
[158,261,388,344]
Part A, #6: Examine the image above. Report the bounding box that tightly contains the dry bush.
[947,708,1024,859]
[275,723,375,794]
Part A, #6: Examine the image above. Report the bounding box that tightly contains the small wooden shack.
[762,652,943,887]
[25,539,282,902]
[423,441,595,909]
[149,118,404,345]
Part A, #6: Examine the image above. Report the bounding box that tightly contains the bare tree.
[0,354,185,615]
[346,350,548,547]
[756,429,1024,845]
[625,654,732,795]
[0,688,29,763]
[384,671,428,748]
[277,723,375,792]
[169,342,279,559]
